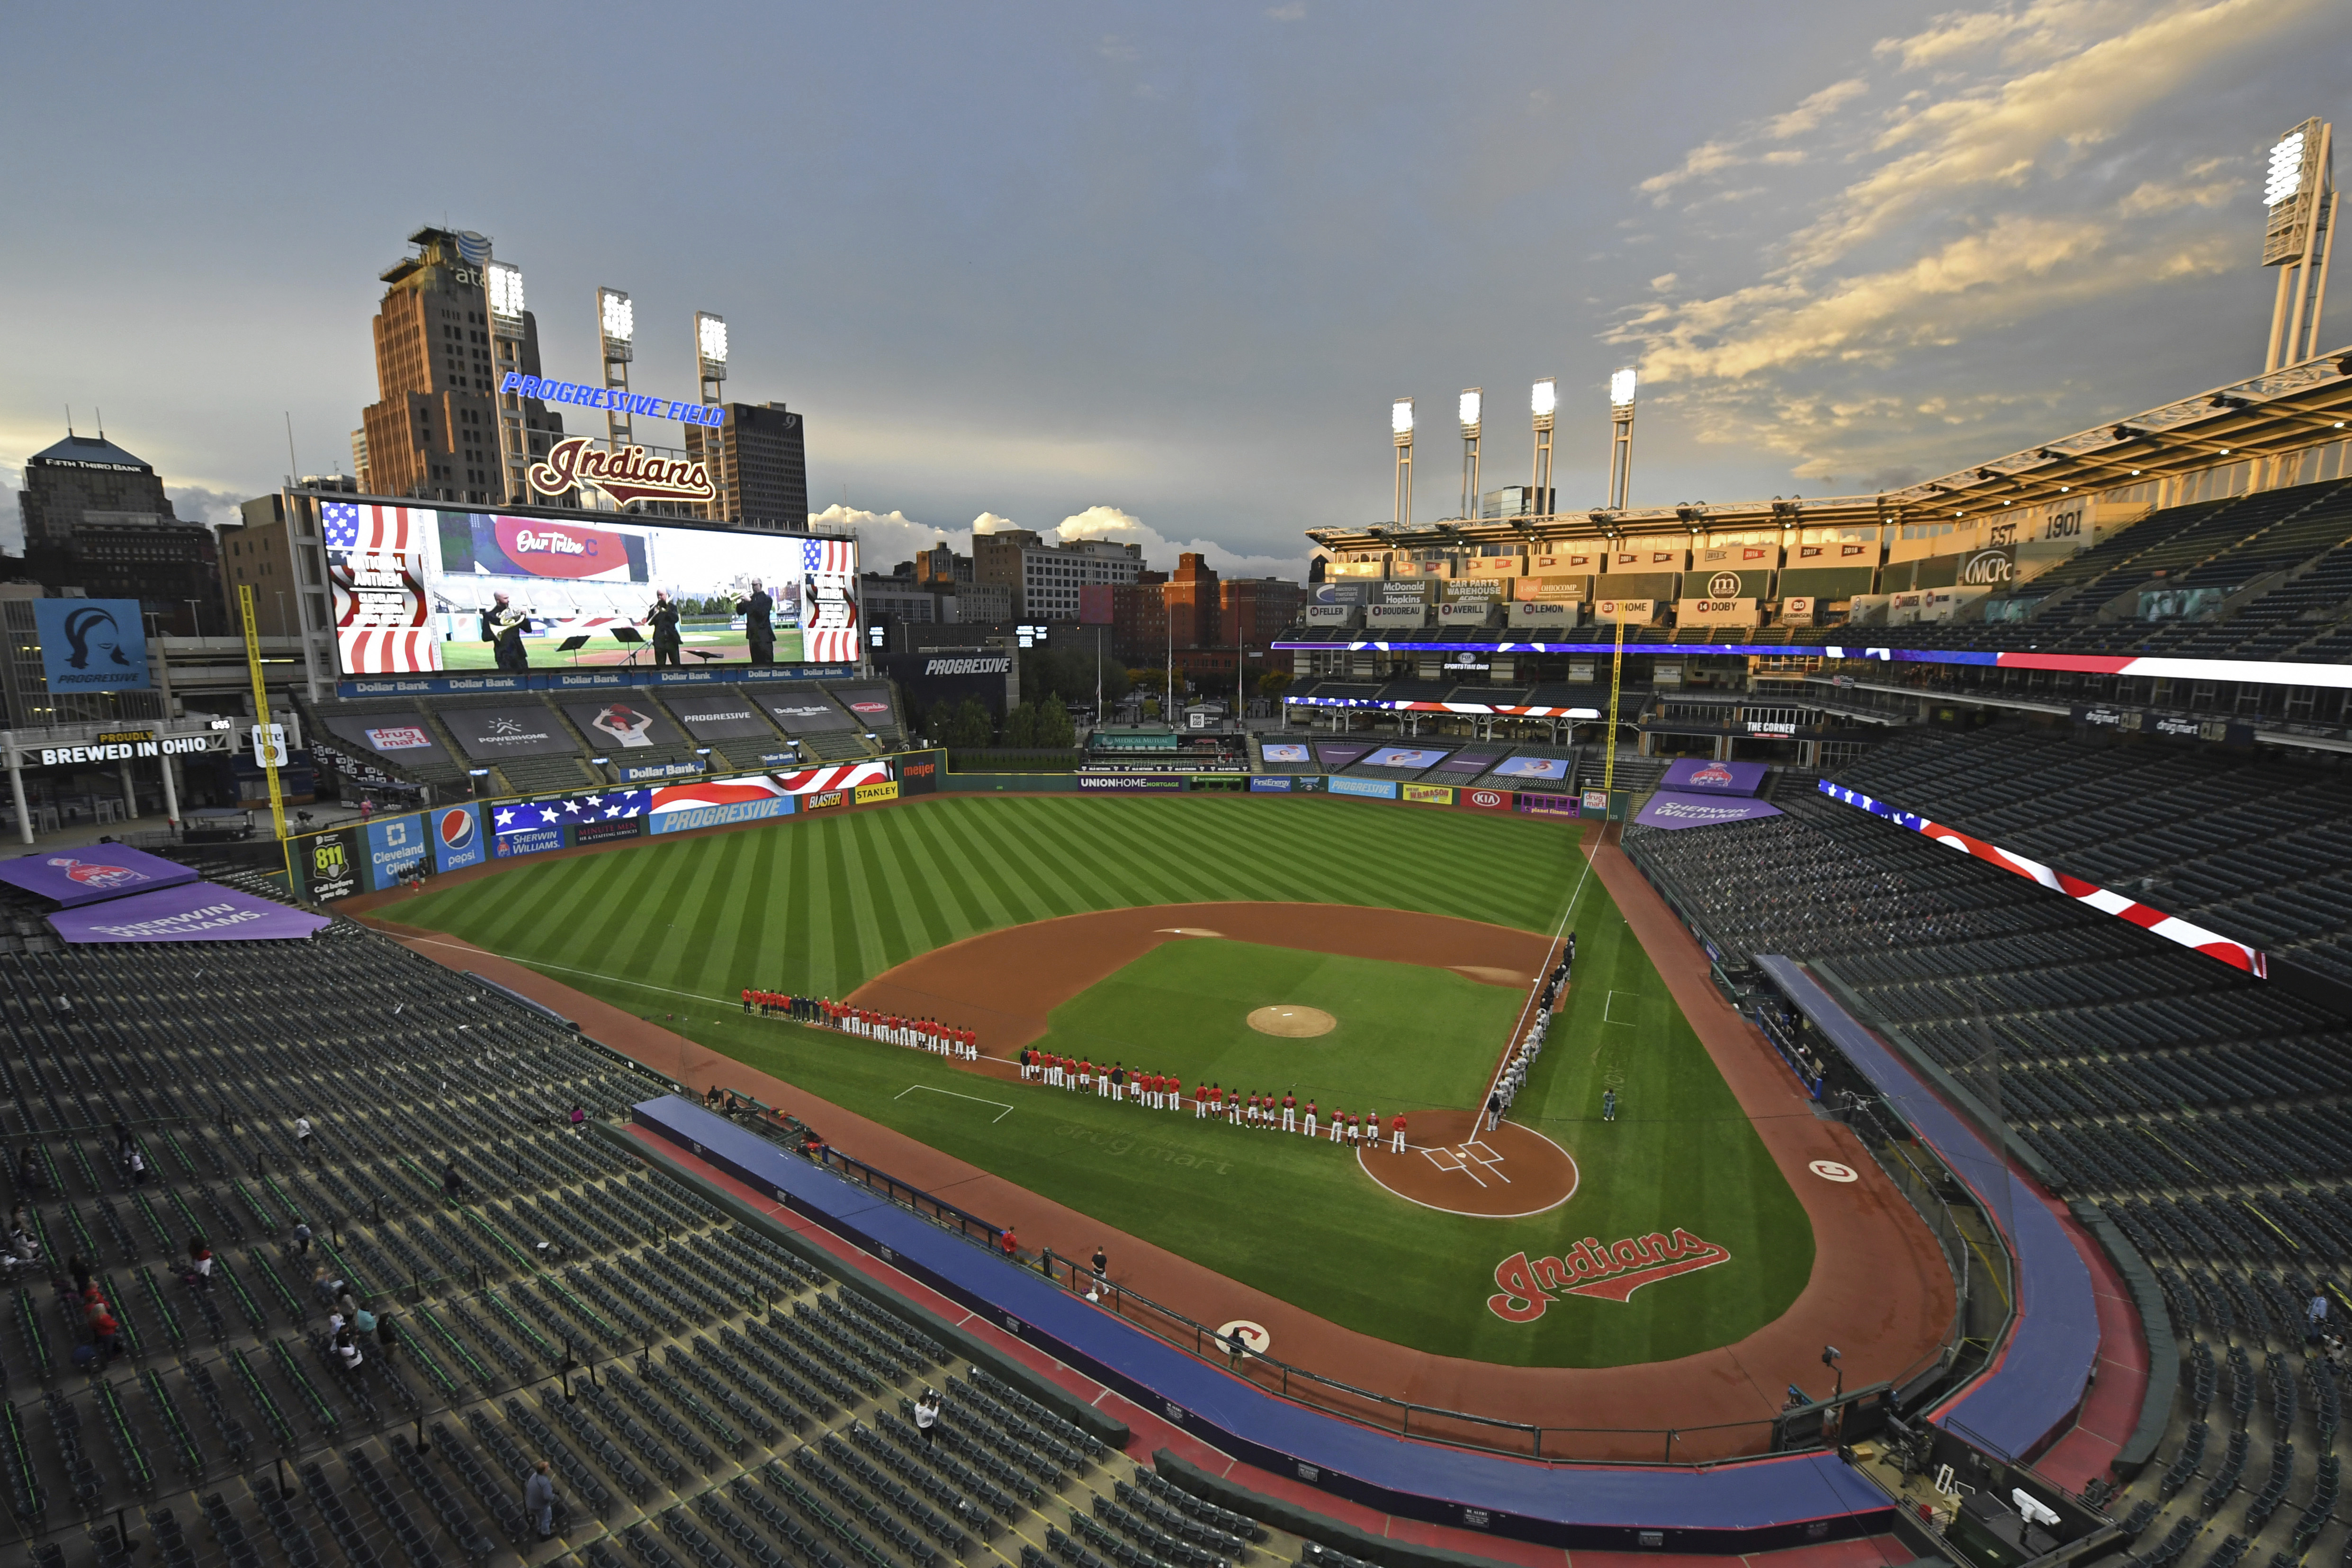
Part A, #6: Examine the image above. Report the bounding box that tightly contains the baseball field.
[392,793,1814,1369]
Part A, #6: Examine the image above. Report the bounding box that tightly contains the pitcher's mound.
[1248,1005,1336,1038]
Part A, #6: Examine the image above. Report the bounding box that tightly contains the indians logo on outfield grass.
[1487,1228,1731,1320]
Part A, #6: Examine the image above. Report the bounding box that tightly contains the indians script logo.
[1707,572,1741,597]
[1488,1228,1732,1321]
[1959,549,2014,586]
[1690,762,1734,786]
[527,436,715,507]
[46,857,144,890]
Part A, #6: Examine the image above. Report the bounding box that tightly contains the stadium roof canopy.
[1307,345,2352,552]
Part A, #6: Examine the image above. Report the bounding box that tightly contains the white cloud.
[811,501,1306,584]
[1610,0,2326,485]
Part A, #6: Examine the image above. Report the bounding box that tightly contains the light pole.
[1458,389,1482,520]
[1530,378,1555,520]
[2263,117,2336,372]
[1391,398,1415,527]
[1607,368,1638,511]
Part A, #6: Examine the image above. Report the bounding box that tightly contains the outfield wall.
[281,752,1586,900]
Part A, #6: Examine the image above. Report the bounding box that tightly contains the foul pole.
[239,584,288,844]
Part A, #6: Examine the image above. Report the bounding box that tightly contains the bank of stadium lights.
[2262,116,2336,371]
[1457,389,1482,521]
[1529,378,1556,522]
[597,288,635,356]
[1606,367,1638,511]
[486,261,525,322]
[696,312,728,369]
[1391,397,1414,529]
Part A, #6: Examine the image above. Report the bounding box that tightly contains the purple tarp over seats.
[632,1095,1894,1551]
[1657,758,1768,795]
[1753,957,2099,1459]
[1633,792,1784,831]
[47,882,329,943]
[0,845,198,907]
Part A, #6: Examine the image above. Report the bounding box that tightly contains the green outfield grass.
[394,793,1813,1366]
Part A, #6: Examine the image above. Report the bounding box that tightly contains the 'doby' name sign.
[1488,1227,1731,1320]
[528,436,715,508]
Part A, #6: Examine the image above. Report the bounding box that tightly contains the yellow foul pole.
[239,584,288,842]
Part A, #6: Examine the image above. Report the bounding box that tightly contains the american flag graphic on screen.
[798,537,861,663]
[326,504,439,674]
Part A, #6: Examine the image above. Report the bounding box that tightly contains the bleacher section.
[1626,768,2352,1567]
[0,915,1413,1568]
[1825,727,2352,987]
[298,681,908,802]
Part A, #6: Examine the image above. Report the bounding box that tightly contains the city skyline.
[3,1,2343,581]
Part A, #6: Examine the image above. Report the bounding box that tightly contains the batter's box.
[1419,1139,1513,1188]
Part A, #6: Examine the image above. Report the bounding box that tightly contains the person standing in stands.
[643,589,683,668]
[525,1460,558,1541]
[186,1235,214,1291]
[915,1389,942,1446]
[737,579,776,665]
[294,1114,315,1162]
[443,1161,468,1202]
[2311,1291,2331,1343]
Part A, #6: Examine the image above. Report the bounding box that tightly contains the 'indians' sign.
[528,436,716,507]
[1488,1228,1731,1319]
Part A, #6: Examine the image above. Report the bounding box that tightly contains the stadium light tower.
[1530,377,1556,521]
[1458,389,1482,520]
[1391,398,1415,527]
[695,311,729,521]
[485,256,530,503]
[596,287,636,463]
[1606,367,1638,511]
[2263,117,2337,371]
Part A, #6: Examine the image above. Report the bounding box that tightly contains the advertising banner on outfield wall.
[363,815,434,890]
[896,750,943,795]
[854,780,899,805]
[1514,793,1580,819]
[431,805,487,873]
[495,826,565,857]
[647,776,800,834]
[1458,787,1512,812]
[303,831,362,901]
[575,816,643,844]
[1401,783,1454,806]
[1329,776,1399,800]
[1249,776,1293,792]
[1075,773,1187,791]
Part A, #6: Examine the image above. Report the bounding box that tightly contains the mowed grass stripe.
[864,810,947,959]
[835,815,902,985]
[894,800,999,937]
[1001,796,1177,910]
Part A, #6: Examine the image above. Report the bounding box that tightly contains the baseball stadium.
[8,114,2352,1568]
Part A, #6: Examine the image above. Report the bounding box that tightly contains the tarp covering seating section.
[1657,758,1767,796]
[1752,958,2101,1460]
[2067,1202,2176,1478]
[322,711,455,764]
[760,693,856,733]
[1633,793,1785,831]
[632,1095,1893,1551]
[0,845,199,907]
[48,883,329,942]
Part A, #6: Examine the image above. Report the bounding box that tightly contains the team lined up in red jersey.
[742,989,981,1060]
[1015,1050,1409,1150]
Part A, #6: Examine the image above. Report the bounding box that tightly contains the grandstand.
[298,682,904,803]
[0,881,1425,1568]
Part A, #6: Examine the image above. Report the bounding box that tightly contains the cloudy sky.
[2,1,2340,574]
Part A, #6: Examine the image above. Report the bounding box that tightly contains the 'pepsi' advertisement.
[431,805,487,873]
